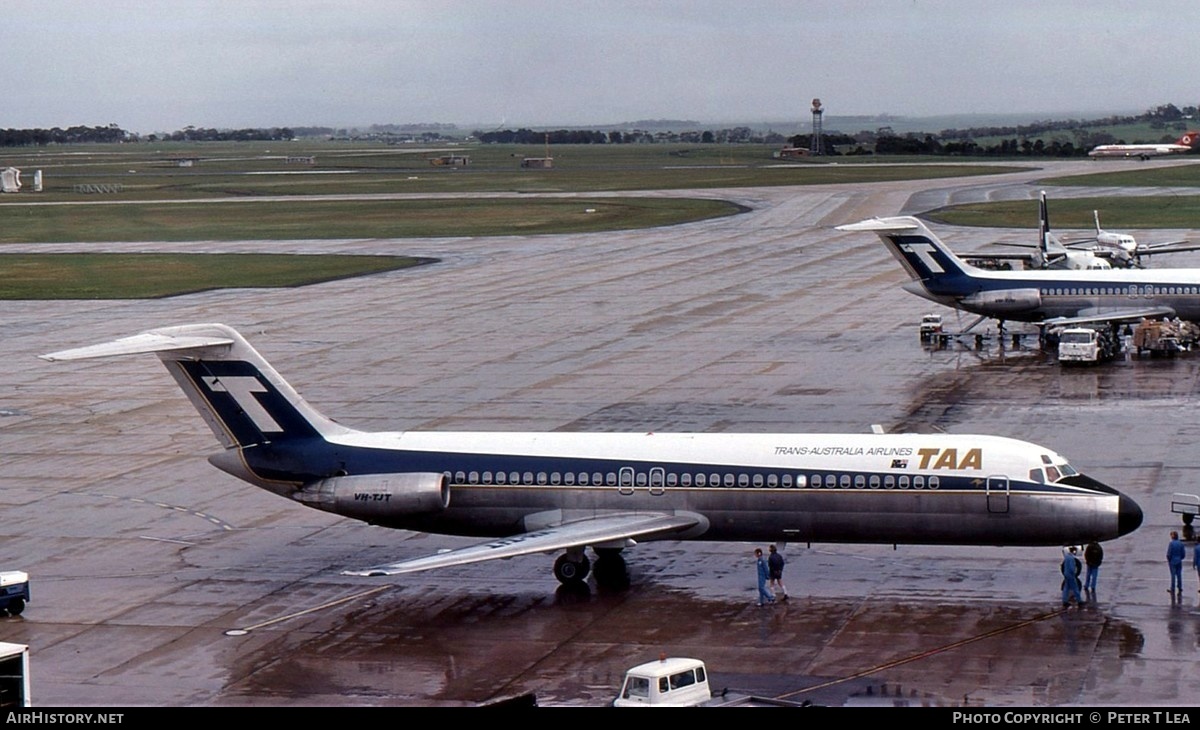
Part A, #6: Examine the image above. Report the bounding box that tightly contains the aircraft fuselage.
[220,429,1137,547]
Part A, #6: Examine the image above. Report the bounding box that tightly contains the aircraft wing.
[961,251,1036,261]
[985,242,1038,250]
[1044,306,1176,328]
[1140,240,1200,254]
[343,512,701,577]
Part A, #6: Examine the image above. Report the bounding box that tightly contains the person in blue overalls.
[755,548,775,607]
[1167,531,1185,594]
[1061,546,1082,608]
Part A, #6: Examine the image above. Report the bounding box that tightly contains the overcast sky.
[5,0,1197,133]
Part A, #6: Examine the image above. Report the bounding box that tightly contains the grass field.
[0,143,1024,199]
[0,253,426,299]
[0,197,743,242]
[925,195,1200,229]
[1042,163,1200,188]
[0,138,1187,298]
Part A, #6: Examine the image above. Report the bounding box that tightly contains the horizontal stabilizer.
[40,330,234,362]
[836,217,921,233]
[42,324,349,449]
[344,512,701,577]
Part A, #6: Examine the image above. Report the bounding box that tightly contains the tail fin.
[1038,191,1051,253]
[1036,191,1072,267]
[41,324,351,450]
[1177,131,1198,147]
[837,216,975,289]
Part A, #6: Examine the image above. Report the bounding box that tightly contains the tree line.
[0,124,131,147]
[0,124,296,147]
[477,102,1200,157]
[474,127,789,145]
[148,126,295,142]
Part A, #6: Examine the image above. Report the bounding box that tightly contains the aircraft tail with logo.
[41,324,355,490]
[836,216,979,300]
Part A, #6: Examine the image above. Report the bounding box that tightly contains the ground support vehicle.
[1056,327,1120,364]
[0,643,29,707]
[1131,319,1199,356]
[0,573,29,616]
[919,314,943,342]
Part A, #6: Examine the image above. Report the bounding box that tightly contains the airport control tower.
[809,98,824,155]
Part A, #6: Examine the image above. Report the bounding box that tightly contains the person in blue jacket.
[1167,531,1185,594]
[1194,540,1200,593]
[755,548,775,607]
[1084,541,1103,595]
[1061,546,1082,607]
[767,544,789,602]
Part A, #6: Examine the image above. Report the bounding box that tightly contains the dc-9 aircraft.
[839,215,1200,331]
[41,324,1142,586]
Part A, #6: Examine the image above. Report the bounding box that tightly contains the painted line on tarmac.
[225,585,394,636]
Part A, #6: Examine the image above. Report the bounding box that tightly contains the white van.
[614,657,712,707]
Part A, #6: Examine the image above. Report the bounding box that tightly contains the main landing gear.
[552,547,629,588]
[553,550,590,583]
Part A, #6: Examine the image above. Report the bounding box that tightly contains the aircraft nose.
[1118,493,1144,537]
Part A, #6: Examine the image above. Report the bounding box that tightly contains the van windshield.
[622,676,649,699]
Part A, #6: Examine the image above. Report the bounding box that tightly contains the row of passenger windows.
[1043,285,1199,297]
[447,469,943,490]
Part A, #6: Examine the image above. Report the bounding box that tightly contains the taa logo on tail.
[201,375,284,433]
[899,242,946,274]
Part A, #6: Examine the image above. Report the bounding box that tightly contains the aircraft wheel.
[593,550,629,589]
[7,599,24,616]
[553,553,591,584]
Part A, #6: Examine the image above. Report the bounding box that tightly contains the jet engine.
[960,287,1041,313]
[294,473,450,520]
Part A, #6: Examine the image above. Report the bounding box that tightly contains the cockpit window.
[1045,466,1061,482]
[1060,463,1078,477]
[1029,468,1045,484]
[1041,454,1053,464]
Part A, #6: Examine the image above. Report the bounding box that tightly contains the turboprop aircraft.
[41,324,1143,585]
[839,215,1200,331]
[964,192,1110,271]
[1063,210,1199,268]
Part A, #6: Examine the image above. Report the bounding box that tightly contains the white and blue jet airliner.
[840,215,1200,330]
[42,324,1143,585]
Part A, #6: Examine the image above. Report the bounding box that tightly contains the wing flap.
[1045,307,1176,328]
[343,512,701,577]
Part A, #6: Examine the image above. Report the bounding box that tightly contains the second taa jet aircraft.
[42,324,1142,585]
[840,216,1200,331]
